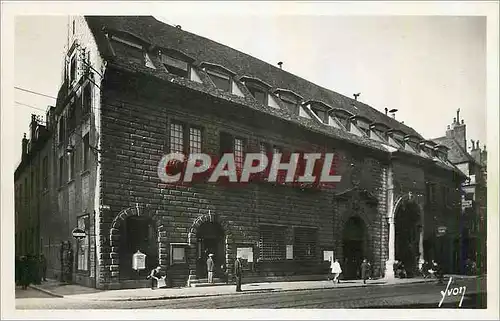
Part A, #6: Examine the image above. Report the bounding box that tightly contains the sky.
[13,13,487,165]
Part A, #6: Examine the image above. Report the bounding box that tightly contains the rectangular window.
[169,122,184,154]
[259,142,269,171]
[68,100,76,132]
[294,227,318,260]
[82,85,92,116]
[59,156,64,187]
[77,215,89,271]
[162,55,189,78]
[69,152,75,181]
[58,116,65,144]
[207,70,231,92]
[83,134,90,170]
[42,156,48,190]
[234,138,244,169]
[259,225,286,261]
[189,127,202,154]
[248,87,267,105]
[219,132,233,156]
[70,55,77,83]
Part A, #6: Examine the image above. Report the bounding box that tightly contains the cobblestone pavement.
[15,277,486,310]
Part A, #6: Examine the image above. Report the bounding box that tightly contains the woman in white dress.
[331,259,342,284]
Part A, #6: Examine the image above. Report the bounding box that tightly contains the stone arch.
[392,192,425,276]
[187,212,233,282]
[108,206,167,283]
[392,192,424,224]
[187,212,232,246]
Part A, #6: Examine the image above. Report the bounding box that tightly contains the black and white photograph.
[1,1,498,319]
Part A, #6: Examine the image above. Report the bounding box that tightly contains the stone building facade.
[432,110,487,274]
[18,16,467,289]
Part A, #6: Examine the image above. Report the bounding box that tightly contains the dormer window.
[332,109,354,131]
[405,136,420,152]
[275,89,303,114]
[353,117,371,136]
[109,35,145,65]
[207,69,231,92]
[162,55,189,78]
[392,131,405,147]
[306,101,332,124]
[247,85,267,105]
[240,76,278,108]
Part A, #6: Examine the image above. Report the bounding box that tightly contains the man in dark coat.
[360,259,370,284]
[39,254,47,282]
[234,256,243,292]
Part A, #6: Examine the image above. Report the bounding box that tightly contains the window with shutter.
[259,225,286,261]
[294,227,317,260]
[219,132,234,157]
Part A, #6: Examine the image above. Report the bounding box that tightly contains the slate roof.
[85,16,423,138]
[83,16,464,175]
[432,136,476,165]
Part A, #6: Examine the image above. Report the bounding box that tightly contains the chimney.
[29,114,37,142]
[22,133,28,158]
[481,145,487,166]
[385,108,388,115]
[470,140,481,163]
[277,61,283,69]
[447,112,466,150]
[353,93,360,101]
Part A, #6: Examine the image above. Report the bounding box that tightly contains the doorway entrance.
[119,216,158,280]
[395,201,421,277]
[342,216,367,279]
[196,222,225,280]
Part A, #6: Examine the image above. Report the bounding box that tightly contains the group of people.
[15,254,47,289]
[148,254,244,292]
[329,257,373,284]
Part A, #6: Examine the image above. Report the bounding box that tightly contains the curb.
[71,278,438,302]
[30,276,481,302]
[29,285,64,298]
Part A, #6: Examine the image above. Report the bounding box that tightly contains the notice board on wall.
[323,250,334,262]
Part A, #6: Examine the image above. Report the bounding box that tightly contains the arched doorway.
[395,201,421,277]
[342,216,367,279]
[119,216,158,280]
[195,222,225,280]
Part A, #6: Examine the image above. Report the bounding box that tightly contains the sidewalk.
[29,274,480,302]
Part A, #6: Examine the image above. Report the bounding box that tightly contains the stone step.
[190,282,231,288]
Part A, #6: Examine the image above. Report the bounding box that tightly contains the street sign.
[72,228,86,239]
[437,226,447,236]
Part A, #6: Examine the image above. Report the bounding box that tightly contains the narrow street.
[16,277,486,310]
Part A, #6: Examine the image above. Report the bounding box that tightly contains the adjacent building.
[432,110,487,274]
[16,16,468,289]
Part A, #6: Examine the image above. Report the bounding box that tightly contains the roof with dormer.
[82,15,470,179]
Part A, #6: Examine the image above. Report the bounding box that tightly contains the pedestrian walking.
[206,254,215,283]
[234,256,243,292]
[331,258,342,284]
[360,259,370,284]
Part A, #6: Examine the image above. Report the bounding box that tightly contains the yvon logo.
[438,277,467,308]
